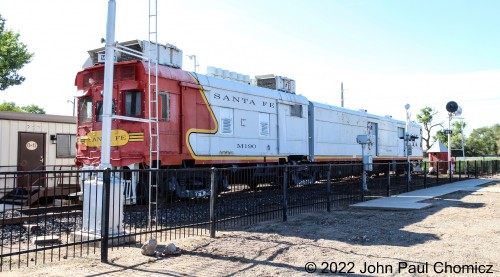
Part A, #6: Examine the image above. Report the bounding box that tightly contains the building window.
[57,134,76,158]
[259,113,270,137]
[160,93,170,121]
[78,97,92,122]
[124,90,142,117]
[290,105,302,117]
[220,108,233,135]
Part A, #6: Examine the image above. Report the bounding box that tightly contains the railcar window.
[56,134,76,158]
[160,93,170,121]
[259,113,270,137]
[398,127,405,139]
[78,97,93,122]
[290,105,302,117]
[95,101,116,122]
[83,71,104,86]
[124,90,142,117]
[220,107,233,135]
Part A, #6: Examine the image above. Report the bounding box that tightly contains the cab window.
[124,90,142,117]
[96,101,116,122]
[160,93,170,121]
[78,97,92,122]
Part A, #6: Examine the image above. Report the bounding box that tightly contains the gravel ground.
[2,177,499,276]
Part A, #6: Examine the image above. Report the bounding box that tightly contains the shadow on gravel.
[220,189,488,248]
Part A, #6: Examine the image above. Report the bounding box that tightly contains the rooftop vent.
[206,66,250,84]
[255,74,296,94]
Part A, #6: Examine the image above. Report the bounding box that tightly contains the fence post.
[209,168,217,238]
[423,161,427,188]
[475,160,478,179]
[360,163,365,202]
[387,162,391,197]
[326,164,332,212]
[282,165,288,222]
[467,161,471,179]
[458,161,462,180]
[101,168,111,263]
[449,159,452,183]
[406,161,410,192]
[481,160,484,176]
[436,162,439,186]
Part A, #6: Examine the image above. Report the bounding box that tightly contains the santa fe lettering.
[213,93,275,108]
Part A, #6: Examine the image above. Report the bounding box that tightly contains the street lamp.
[187,54,199,73]
[67,99,75,116]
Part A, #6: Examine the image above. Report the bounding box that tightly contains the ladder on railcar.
[147,0,160,231]
[111,0,160,230]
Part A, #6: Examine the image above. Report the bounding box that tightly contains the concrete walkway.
[351,178,499,210]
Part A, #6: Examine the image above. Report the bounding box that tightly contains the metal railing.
[1,159,499,271]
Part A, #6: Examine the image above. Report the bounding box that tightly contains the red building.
[427,140,448,173]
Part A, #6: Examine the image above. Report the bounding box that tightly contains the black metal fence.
[1,159,499,271]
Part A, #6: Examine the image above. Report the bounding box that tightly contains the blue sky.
[1,0,499,137]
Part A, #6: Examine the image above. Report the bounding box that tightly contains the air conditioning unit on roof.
[255,74,296,94]
[84,39,183,69]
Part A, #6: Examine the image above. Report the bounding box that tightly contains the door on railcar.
[277,103,288,154]
[17,132,46,189]
[367,122,378,156]
[277,103,307,156]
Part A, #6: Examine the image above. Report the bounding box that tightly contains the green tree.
[0,101,21,112]
[434,120,466,157]
[21,104,45,114]
[0,14,34,91]
[492,124,500,155]
[465,127,497,156]
[416,107,442,152]
[0,101,45,114]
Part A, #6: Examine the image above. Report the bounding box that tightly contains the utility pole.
[341,82,344,108]
[100,0,116,170]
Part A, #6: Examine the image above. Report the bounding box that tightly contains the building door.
[17,132,46,188]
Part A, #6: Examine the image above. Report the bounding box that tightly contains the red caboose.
[75,42,216,168]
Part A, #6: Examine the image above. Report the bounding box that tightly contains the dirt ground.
[4,177,500,276]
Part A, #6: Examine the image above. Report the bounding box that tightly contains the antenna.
[187,54,199,73]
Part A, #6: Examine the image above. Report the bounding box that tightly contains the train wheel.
[289,167,317,186]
